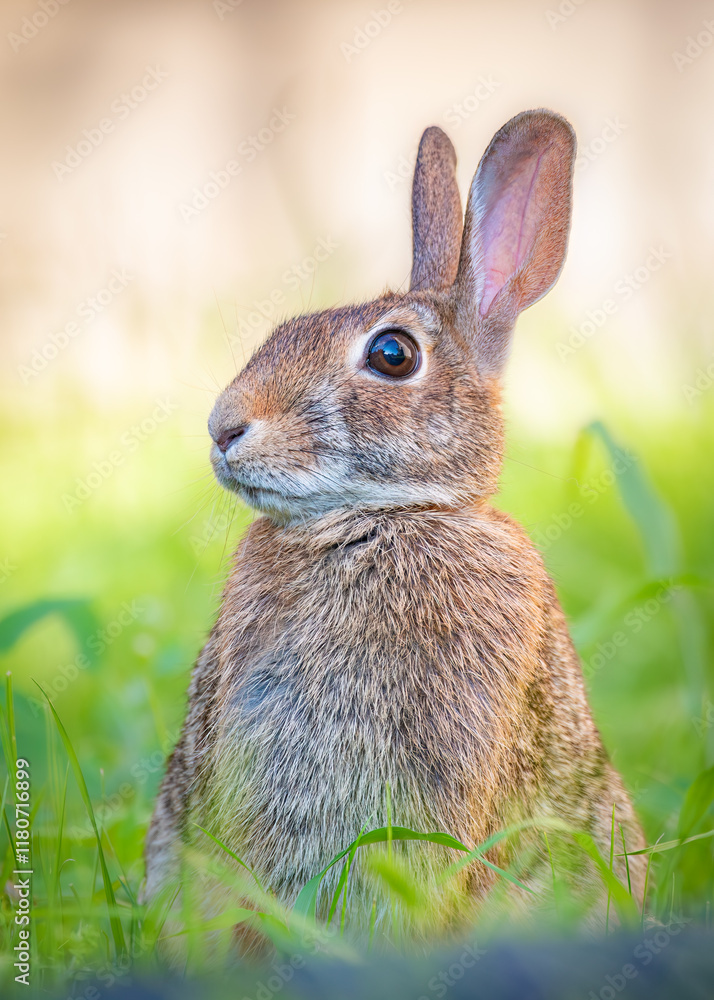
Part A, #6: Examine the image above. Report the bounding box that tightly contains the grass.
[1,388,714,993]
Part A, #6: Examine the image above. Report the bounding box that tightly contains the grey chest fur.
[197,518,538,885]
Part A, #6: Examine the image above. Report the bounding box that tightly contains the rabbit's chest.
[222,639,481,777]
[210,612,514,846]
[218,522,537,760]
[204,514,545,872]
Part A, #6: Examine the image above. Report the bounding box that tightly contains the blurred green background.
[1,0,714,989]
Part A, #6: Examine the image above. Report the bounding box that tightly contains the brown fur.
[143,110,646,938]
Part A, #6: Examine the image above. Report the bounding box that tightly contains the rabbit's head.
[209,110,575,523]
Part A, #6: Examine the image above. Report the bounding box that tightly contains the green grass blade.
[103,826,137,907]
[2,804,18,867]
[571,830,638,924]
[622,827,714,856]
[327,858,350,926]
[606,803,616,933]
[340,855,351,934]
[368,896,377,951]
[5,672,17,763]
[36,682,126,957]
[358,826,532,892]
[256,913,297,952]
[440,814,634,912]
[672,587,708,724]
[571,575,703,650]
[543,830,559,915]
[294,823,533,922]
[0,598,101,663]
[0,774,9,828]
[440,816,573,882]
[677,765,714,839]
[641,852,653,927]
[51,764,69,907]
[293,858,349,921]
[589,420,680,578]
[140,882,181,954]
[194,823,265,893]
[338,822,370,933]
[358,826,470,850]
[565,425,597,505]
[386,782,393,863]
[164,905,256,937]
[0,702,12,781]
[367,853,423,909]
[620,825,632,896]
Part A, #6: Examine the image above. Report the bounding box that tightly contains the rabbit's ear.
[410,127,463,292]
[454,110,575,374]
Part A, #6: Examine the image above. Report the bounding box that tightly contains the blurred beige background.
[1,0,713,439]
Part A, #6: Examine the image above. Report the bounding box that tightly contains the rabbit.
[143,109,646,938]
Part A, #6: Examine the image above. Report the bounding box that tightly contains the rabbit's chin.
[213,461,465,525]
[211,456,329,522]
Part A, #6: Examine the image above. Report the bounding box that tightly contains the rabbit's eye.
[366,330,420,378]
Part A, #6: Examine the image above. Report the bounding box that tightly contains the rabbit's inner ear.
[409,127,463,292]
[454,110,575,375]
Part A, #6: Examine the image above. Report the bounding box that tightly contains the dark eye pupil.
[366,330,419,378]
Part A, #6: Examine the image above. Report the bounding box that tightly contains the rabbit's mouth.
[212,456,317,517]
[214,462,284,502]
[210,436,356,520]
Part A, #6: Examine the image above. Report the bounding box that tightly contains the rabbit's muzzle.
[207,385,352,522]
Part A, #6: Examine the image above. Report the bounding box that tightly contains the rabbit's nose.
[214,425,248,453]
